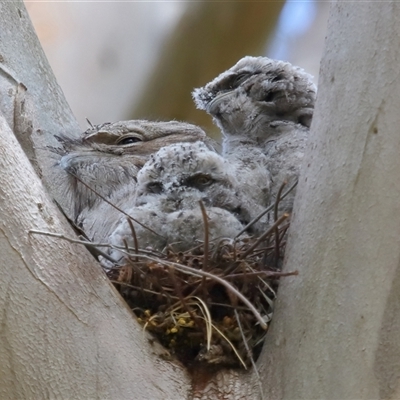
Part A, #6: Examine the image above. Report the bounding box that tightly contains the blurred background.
[25,1,329,139]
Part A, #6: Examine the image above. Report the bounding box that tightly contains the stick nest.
[108,211,296,369]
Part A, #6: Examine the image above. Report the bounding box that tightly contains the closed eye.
[230,72,252,89]
[214,71,253,94]
[185,173,215,191]
[271,73,286,83]
[116,136,142,145]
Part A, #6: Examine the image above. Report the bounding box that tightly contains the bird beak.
[206,90,235,115]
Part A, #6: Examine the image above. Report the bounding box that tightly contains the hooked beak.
[206,90,236,115]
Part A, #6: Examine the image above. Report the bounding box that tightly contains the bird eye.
[146,182,163,194]
[185,174,214,190]
[117,136,142,145]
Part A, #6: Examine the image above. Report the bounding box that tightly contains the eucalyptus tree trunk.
[1,1,399,399]
[258,3,400,399]
[0,0,79,215]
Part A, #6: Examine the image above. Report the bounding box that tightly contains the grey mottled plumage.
[108,141,263,261]
[58,120,210,242]
[193,56,317,214]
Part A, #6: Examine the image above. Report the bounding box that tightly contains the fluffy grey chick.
[57,120,209,241]
[109,141,264,262]
[193,56,317,214]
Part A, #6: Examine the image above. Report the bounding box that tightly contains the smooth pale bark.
[0,1,80,215]
[259,3,400,399]
[0,113,190,399]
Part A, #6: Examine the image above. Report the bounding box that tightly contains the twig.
[211,238,233,261]
[167,267,202,329]
[274,181,287,263]
[85,117,94,128]
[234,179,298,239]
[208,319,247,369]
[224,270,298,280]
[28,229,161,257]
[234,309,265,400]
[127,218,139,263]
[199,200,210,300]
[68,171,164,238]
[78,235,117,263]
[109,281,180,301]
[29,229,269,329]
[240,213,289,259]
[29,229,120,259]
[130,254,268,330]
[274,181,287,222]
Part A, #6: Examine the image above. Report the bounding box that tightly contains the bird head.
[107,141,272,257]
[192,56,317,141]
[135,142,256,229]
[59,119,209,158]
[80,119,211,156]
[57,120,210,218]
[108,141,264,254]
